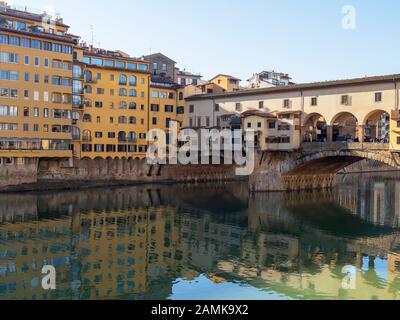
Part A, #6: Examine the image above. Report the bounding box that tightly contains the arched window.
[118,131,126,141]
[119,116,126,124]
[119,88,127,96]
[129,102,137,110]
[119,74,127,85]
[85,85,92,94]
[119,101,127,109]
[84,70,92,82]
[83,114,92,122]
[128,131,137,142]
[129,75,137,86]
[82,130,91,141]
[129,89,137,97]
[129,116,136,124]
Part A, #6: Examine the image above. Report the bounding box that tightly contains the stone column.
[327,126,333,143]
[358,125,365,143]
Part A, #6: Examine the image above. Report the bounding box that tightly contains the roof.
[176,70,202,78]
[210,74,241,82]
[242,110,277,119]
[186,73,400,101]
[0,6,69,28]
[143,52,176,64]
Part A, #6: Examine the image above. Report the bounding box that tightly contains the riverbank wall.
[0,158,241,192]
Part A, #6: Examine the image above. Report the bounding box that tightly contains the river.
[1,172,400,300]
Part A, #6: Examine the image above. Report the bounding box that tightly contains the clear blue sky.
[11,0,400,84]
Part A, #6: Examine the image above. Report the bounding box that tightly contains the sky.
[8,0,400,84]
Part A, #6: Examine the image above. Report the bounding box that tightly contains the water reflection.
[1,173,400,300]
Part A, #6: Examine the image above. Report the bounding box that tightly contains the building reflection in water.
[1,173,400,300]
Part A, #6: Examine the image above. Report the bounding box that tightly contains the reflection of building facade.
[1,181,400,300]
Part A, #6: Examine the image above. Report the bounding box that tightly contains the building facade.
[0,1,80,165]
[185,75,400,152]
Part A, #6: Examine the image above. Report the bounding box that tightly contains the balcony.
[72,102,84,109]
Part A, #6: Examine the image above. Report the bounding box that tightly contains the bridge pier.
[250,144,400,192]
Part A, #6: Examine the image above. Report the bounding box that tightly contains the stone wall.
[0,158,38,191]
[35,158,239,189]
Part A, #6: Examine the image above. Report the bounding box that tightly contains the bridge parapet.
[301,142,389,153]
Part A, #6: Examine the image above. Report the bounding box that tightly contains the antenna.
[90,25,94,46]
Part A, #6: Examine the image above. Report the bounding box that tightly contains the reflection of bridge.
[251,141,400,191]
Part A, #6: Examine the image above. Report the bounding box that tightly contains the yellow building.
[76,48,151,159]
[0,1,80,163]
[210,74,241,92]
[242,110,302,151]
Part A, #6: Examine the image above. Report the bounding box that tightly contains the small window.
[235,103,242,112]
[283,99,290,108]
[214,104,220,112]
[259,101,264,109]
[341,95,349,105]
[375,92,382,102]
[311,97,318,106]
[189,105,194,113]
[398,136,400,145]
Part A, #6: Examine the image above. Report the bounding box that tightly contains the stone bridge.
[250,142,400,191]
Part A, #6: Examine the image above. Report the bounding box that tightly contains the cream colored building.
[185,74,400,152]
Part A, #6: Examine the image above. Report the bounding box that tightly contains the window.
[119,88,127,96]
[177,106,184,114]
[44,58,49,67]
[152,117,157,125]
[247,122,252,128]
[129,102,137,110]
[115,61,125,69]
[34,73,39,83]
[128,89,136,97]
[165,105,174,113]
[104,60,114,67]
[152,91,159,98]
[283,99,290,108]
[341,95,349,105]
[215,104,220,112]
[151,104,160,112]
[268,121,276,129]
[95,101,103,108]
[153,63,158,70]
[24,55,29,65]
[129,76,136,86]
[108,132,115,138]
[23,123,29,131]
[24,72,29,82]
[398,137,400,145]
[23,107,29,117]
[95,132,103,138]
[397,121,400,128]
[34,107,39,117]
[259,101,264,109]
[375,92,382,102]
[119,74,127,85]
[162,64,167,71]
[129,116,136,124]
[119,116,126,124]
[235,103,242,112]
[189,105,194,113]
[34,57,39,66]
[311,97,318,106]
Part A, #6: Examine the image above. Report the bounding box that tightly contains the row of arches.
[303,110,390,143]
